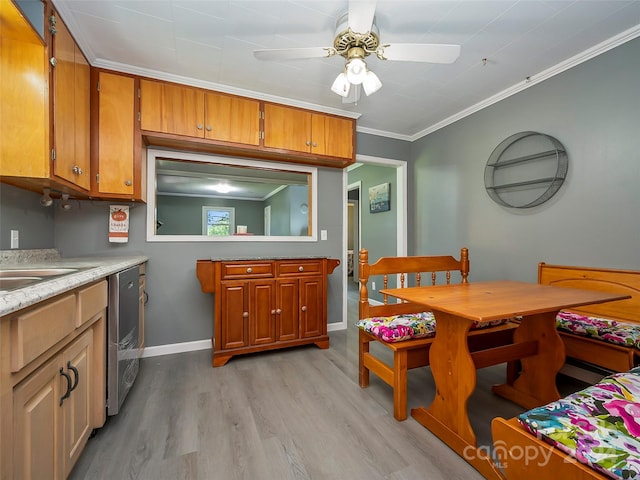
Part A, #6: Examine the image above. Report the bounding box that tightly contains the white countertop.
[0,255,148,316]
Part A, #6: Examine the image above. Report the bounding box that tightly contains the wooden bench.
[357,248,519,421]
[492,264,640,479]
[538,262,640,373]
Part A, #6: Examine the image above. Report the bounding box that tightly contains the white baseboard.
[328,322,346,332]
[141,339,212,358]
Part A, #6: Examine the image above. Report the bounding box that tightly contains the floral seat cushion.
[518,367,640,480]
[356,312,510,343]
[556,311,640,350]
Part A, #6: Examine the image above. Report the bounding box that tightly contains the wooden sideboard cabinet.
[196,257,340,367]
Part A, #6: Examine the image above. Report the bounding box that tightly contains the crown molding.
[408,24,640,142]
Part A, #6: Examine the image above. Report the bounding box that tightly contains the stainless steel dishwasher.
[107,265,140,416]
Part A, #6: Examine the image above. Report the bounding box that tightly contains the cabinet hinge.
[138,88,141,98]
[96,174,100,184]
[48,15,57,35]
[261,111,265,120]
[138,111,141,122]
[260,131,265,140]
[97,81,100,92]
[51,149,56,161]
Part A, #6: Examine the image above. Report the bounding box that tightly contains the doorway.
[331,155,408,331]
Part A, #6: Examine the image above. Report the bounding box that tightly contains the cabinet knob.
[312,142,318,148]
[305,140,311,146]
[72,165,83,175]
[206,125,212,131]
[276,309,282,314]
[243,312,249,318]
[124,180,132,186]
[246,267,252,273]
[197,124,203,130]
[301,306,307,312]
[271,309,276,315]
[50,57,57,67]
[298,266,304,272]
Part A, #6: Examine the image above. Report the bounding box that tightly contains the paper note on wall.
[109,206,129,243]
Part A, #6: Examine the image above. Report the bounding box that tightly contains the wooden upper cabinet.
[263,103,354,160]
[204,92,260,145]
[140,80,260,145]
[93,70,143,200]
[50,13,90,190]
[0,0,49,178]
[263,103,312,153]
[140,79,203,137]
[311,113,354,159]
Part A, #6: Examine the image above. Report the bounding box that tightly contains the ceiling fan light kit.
[254,0,461,103]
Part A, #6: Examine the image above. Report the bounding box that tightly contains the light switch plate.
[10,230,19,249]
[320,230,327,241]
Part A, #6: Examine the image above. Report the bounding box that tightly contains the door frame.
[330,154,408,331]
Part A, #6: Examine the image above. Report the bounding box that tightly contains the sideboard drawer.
[277,260,323,276]
[221,262,274,279]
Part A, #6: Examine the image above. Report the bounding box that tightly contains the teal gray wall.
[0,184,55,250]
[409,36,640,281]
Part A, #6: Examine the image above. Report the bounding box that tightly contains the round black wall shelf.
[484,131,568,208]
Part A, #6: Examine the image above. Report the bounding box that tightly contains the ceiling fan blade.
[348,0,377,34]
[379,43,461,64]
[254,47,335,61]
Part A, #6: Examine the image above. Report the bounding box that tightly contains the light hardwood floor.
[70,279,586,479]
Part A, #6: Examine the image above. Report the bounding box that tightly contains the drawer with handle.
[221,261,274,279]
[277,260,323,276]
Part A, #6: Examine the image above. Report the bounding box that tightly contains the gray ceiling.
[53,0,640,140]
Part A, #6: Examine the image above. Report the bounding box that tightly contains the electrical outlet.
[372,281,376,291]
[10,230,19,249]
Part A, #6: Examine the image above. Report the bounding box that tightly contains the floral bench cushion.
[356,312,509,343]
[556,311,640,350]
[518,366,640,480]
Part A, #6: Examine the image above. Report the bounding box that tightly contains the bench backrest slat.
[359,248,469,320]
[538,262,640,325]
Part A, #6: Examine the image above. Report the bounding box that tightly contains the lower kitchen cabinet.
[1,280,107,479]
[13,329,93,479]
[196,257,340,367]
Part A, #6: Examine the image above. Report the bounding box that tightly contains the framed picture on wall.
[369,182,390,213]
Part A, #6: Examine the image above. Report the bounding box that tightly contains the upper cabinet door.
[140,80,204,137]
[204,92,260,145]
[95,72,135,197]
[51,15,90,190]
[0,0,48,178]
[263,103,312,153]
[311,114,354,160]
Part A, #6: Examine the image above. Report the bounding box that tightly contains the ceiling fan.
[253,0,461,102]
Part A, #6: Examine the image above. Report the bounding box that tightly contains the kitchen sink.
[0,268,82,293]
[0,268,78,278]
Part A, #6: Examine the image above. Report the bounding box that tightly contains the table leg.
[492,311,564,409]
[412,310,476,446]
[411,310,505,479]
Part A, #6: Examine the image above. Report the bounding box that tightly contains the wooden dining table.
[380,280,630,479]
